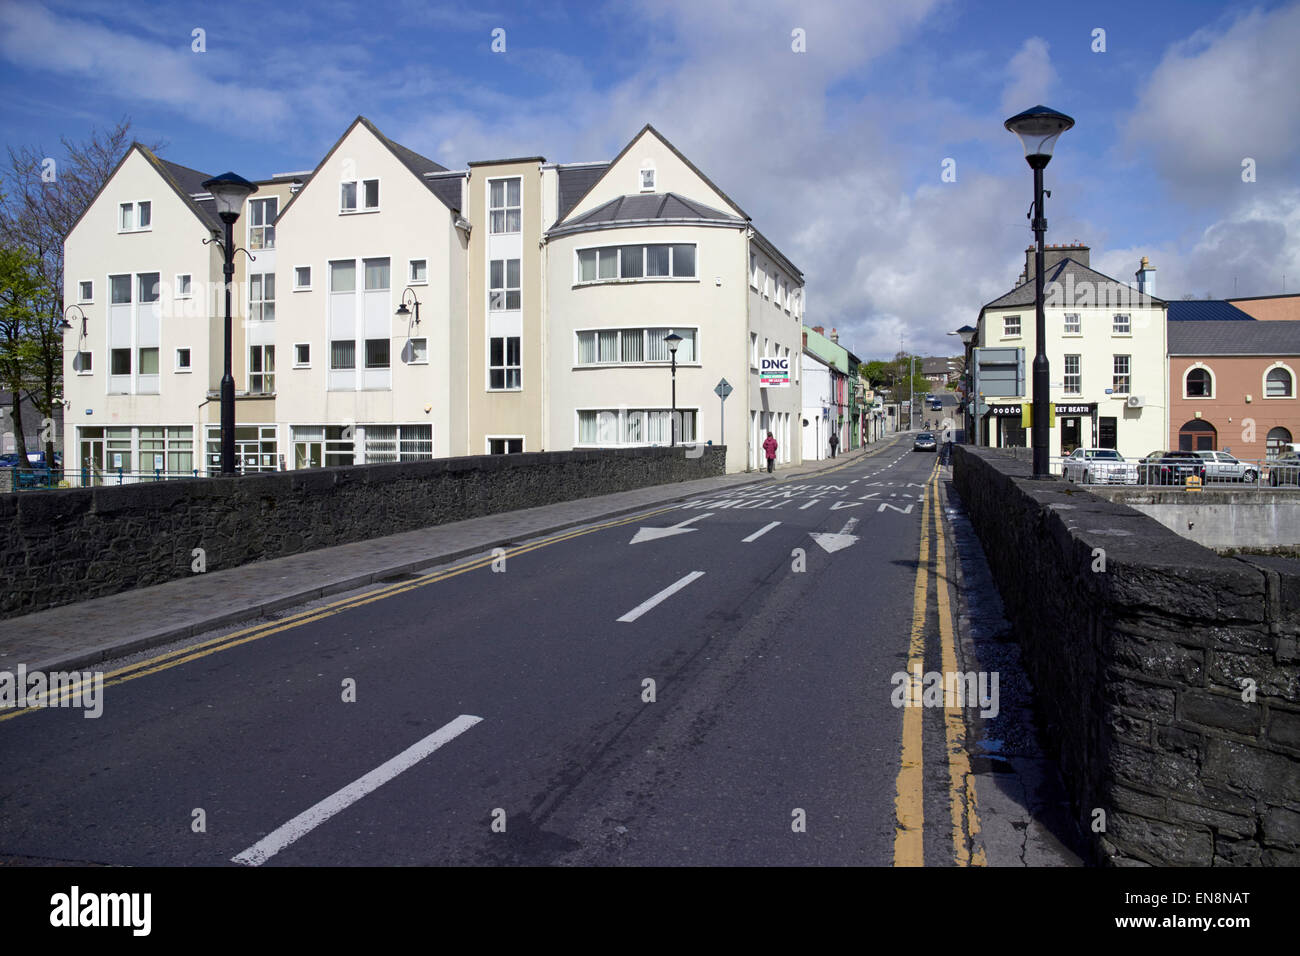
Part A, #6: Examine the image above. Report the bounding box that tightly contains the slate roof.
[560,192,743,228]
[156,157,221,230]
[556,163,609,221]
[424,173,465,213]
[1167,319,1300,355]
[982,257,1164,310]
[1166,300,1256,322]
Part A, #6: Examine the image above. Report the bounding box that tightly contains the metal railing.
[990,447,1299,488]
[6,466,204,490]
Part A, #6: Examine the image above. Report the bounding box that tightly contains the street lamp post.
[1005,105,1074,479]
[202,172,259,476]
[395,288,422,363]
[664,331,683,446]
[948,324,976,443]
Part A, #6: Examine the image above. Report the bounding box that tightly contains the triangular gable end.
[275,115,457,225]
[558,125,749,226]
[65,143,218,241]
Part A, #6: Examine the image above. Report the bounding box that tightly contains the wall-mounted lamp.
[396,287,423,364]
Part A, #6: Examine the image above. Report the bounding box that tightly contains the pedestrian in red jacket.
[763,432,778,473]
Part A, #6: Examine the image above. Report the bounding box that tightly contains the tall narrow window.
[1063,354,1081,394]
[489,336,521,389]
[249,345,275,393]
[489,178,521,234]
[249,197,278,249]
[249,273,275,321]
[489,259,521,309]
[1113,355,1131,394]
[364,257,390,291]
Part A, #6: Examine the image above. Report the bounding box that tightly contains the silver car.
[1063,447,1138,484]
[1194,450,1259,483]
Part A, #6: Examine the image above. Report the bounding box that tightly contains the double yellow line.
[0,505,680,722]
[892,462,985,866]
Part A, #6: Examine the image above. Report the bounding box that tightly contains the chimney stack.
[812,325,825,335]
[1135,256,1156,297]
[1025,242,1090,281]
[830,328,839,344]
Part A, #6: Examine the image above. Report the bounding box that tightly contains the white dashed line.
[742,521,781,543]
[617,571,706,623]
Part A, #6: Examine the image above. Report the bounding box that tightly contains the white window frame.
[1113,312,1132,335]
[487,334,522,391]
[488,176,522,235]
[248,271,275,322]
[1112,354,1131,395]
[78,280,94,304]
[248,344,275,394]
[294,343,311,368]
[573,243,698,285]
[117,200,153,234]
[1263,362,1296,399]
[293,266,312,291]
[486,435,526,454]
[489,258,521,311]
[1183,363,1214,399]
[574,407,700,447]
[340,178,380,214]
[1003,314,1022,337]
[1063,312,1081,335]
[175,273,193,299]
[247,196,278,250]
[409,259,427,285]
[639,163,655,192]
[174,347,192,373]
[406,337,428,365]
[76,351,93,375]
[1063,354,1081,394]
[573,327,700,367]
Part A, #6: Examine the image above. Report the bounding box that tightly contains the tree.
[861,360,894,389]
[0,118,165,467]
[0,244,50,458]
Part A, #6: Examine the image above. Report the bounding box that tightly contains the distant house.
[1226,293,1300,322]
[0,393,58,454]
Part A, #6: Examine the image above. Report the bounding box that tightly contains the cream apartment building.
[62,119,806,476]
[974,246,1168,458]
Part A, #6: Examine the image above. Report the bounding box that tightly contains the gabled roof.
[560,192,743,228]
[274,115,457,223]
[424,172,466,214]
[1167,300,1257,322]
[556,124,749,225]
[1168,319,1300,355]
[65,143,221,238]
[556,163,609,221]
[981,257,1165,311]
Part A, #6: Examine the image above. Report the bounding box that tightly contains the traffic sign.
[714,378,733,399]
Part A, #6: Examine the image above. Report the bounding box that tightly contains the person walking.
[763,431,778,473]
[828,430,839,459]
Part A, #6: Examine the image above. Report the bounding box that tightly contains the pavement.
[2,436,908,674]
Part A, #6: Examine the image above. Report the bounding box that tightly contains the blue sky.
[3,0,1298,361]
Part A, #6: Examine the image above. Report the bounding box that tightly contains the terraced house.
[60,118,806,478]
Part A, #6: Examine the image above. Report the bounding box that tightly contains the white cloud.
[1124,4,1300,202]
[1000,37,1056,117]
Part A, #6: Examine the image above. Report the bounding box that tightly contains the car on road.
[913,432,937,452]
[1062,447,1137,484]
[1268,451,1300,487]
[1194,450,1259,483]
[1137,450,1208,486]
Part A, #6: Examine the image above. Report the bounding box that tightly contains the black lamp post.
[1008,104,1071,476]
[395,288,422,363]
[1005,105,1073,478]
[202,172,259,476]
[948,324,976,442]
[664,331,683,446]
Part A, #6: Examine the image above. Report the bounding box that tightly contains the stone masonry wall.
[0,446,726,619]
[952,444,1300,865]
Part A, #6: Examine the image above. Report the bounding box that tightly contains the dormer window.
[639,163,655,192]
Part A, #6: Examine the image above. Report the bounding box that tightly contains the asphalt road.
[1,439,975,866]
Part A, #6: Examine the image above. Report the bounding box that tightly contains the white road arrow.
[630,513,713,544]
[809,517,860,554]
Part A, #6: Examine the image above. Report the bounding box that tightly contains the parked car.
[0,453,23,468]
[1137,450,1208,486]
[913,432,937,452]
[1195,450,1258,483]
[1268,451,1300,487]
[1062,447,1137,484]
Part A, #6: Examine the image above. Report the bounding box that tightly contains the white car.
[1063,448,1137,484]
[1194,450,1259,483]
